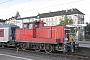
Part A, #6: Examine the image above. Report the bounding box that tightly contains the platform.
[77,41,90,48]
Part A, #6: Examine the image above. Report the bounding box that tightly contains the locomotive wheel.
[45,45,53,53]
[20,43,27,50]
[35,45,40,52]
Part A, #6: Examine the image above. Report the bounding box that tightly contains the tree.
[15,11,21,19]
[85,23,90,39]
[57,15,75,33]
[85,23,90,34]
[57,15,73,26]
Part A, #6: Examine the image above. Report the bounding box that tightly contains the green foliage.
[85,23,90,34]
[57,15,73,26]
[16,11,20,17]
[85,23,90,40]
[78,33,83,41]
[85,34,90,39]
[57,15,74,33]
[70,27,75,33]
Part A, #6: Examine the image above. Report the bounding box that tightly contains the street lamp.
[74,15,78,41]
[74,27,78,41]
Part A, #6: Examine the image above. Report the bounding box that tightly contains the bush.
[78,33,83,41]
[85,34,90,39]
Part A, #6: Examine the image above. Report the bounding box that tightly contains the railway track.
[0,47,90,60]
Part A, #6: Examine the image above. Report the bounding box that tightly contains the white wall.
[5,18,37,28]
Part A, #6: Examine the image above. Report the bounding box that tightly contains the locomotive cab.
[23,23,33,29]
[23,20,45,29]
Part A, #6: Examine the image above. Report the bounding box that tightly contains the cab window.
[34,24,38,28]
[28,24,32,29]
[23,24,27,28]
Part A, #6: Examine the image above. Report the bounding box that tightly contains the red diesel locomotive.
[15,20,78,53]
[0,20,78,53]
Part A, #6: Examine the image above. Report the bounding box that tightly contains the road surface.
[0,53,33,60]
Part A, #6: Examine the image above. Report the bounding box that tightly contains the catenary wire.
[0,0,85,17]
[0,0,12,4]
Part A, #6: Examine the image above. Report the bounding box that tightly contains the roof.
[0,19,6,22]
[0,24,19,28]
[38,8,85,18]
[66,24,87,27]
[16,16,37,20]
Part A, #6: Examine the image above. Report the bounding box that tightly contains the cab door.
[64,28,70,42]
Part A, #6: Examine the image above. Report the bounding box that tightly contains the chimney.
[66,9,68,12]
[71,8,74,11]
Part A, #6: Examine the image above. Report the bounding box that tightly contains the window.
[46,19,48,21]
[23,24,27,28]
[34,24,38,28]
[51,23,54,25]
[28,24,32,29]
[51,18,53,21]
[55,18,57,20]
[0,29,4,37]
[59,17,61,21]
[69,16,72,19]
[0,30,2,36]
[42,19,44,21]
[49,18,50,21]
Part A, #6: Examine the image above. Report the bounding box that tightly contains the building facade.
[38,8,85,26]
[6,8,85,27]
[5,16,38,28]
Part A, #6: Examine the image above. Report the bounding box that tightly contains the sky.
[0,0,90,23]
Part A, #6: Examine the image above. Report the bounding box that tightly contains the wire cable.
[0,0,85,17]
[22,0,84,12]
[0,0,12,4]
